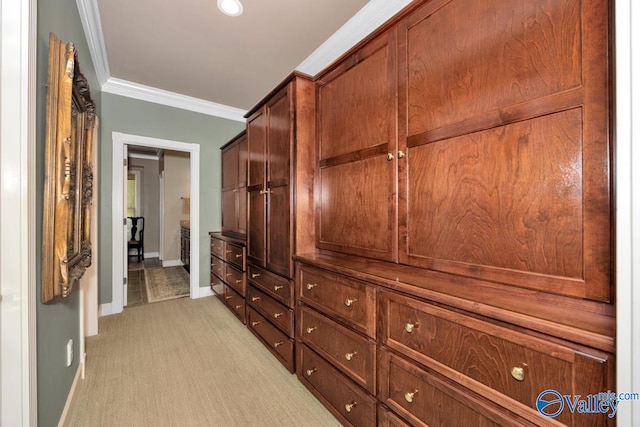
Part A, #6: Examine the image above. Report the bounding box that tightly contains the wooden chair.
[128,216,144,261]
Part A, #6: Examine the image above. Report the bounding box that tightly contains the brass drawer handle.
[274,285,284,291]
[345,402,357,413]
[306,368,317,376]
[225,296,233,300]
[404,322,416,333]
[235,279,242,284]
[511,366,525,381]
[306,327,317,334]
[251,296,260,302]
[251,321,260,327]
[345,352,357,361]
[274,341,283,348]
[274,312,284,318]
[306,283,317,290]
[344,298,357,307]
[226,250,232,253]
[404,391,417,403]
[235,254,242,258]
[251,273,260,279]
[234,305,242,310]
[226,273,232,277]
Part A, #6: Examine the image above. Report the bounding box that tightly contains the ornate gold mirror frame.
[42,33,96,303]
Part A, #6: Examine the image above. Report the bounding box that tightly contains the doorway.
[110,132,201,315]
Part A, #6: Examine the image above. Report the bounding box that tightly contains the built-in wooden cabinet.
[210,232,247,324]
[180,225,190,270]
[221,131,247,238]
[245,72,316,372]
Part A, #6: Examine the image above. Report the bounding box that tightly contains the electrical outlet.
[66,339,74,367]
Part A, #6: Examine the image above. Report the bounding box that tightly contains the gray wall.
[99,93,245,303]
[36,0,101,425]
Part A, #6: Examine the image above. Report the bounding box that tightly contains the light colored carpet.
[144,267,190,303]
[63,296,341,427]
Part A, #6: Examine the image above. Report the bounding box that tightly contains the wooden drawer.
[247,307,294,372]
[379,291,613,426]
[247,286,293,337]
[224,264,246,296]
[248,264,293,308]
[377,405,411,427]
[223,285,246,324]
[298,264,376,338]
[298,304,376,394]
[298,344,376,427]
[379,348,534,427]
[211,256,225,281]
[210,237,225,259]
[225,243,245,271]
[210,273,224,298]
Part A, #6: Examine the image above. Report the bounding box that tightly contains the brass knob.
[344,298,357,307]
[306,368,317,376]
[345,402,357,413]
[274,341,283,348]
[404,323,416,333]
[251,296,260,302]
[387,153,394,161]
[274,285,283,291]
[251,273,260,279]
[345,352,357,361]
[511,366,525,381]
[251,321,260,327]
[274,312,283,318]
[404,391,417,403]
[398,150,406,159]
[306,327,317,334]
[306,283,317,290]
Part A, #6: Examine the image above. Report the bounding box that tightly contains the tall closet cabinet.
[244,72,316,372]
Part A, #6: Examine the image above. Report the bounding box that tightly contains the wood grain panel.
[247,190,265,266]
[267,184,291,277]
[247,110,266,188]
[267,89,291,184]
[318,31,396,160]
[405,0,582,136]
[318,155,396,261]
[406,109,590,297]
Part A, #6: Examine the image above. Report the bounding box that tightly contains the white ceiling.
[79,0,414,121]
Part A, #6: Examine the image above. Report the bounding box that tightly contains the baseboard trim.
[144,251,159,258]
[162,259,183,267]
[57,362,82,427]
[100,302,114,316]
[195,286,214,299]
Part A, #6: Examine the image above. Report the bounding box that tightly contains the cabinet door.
[247,109,267,266]
[316,29,398,262]
[266,87,293,277]
[221,142,238,236]
[398,0,612,302]
[237,134,248,235]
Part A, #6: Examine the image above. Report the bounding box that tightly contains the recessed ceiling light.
[217,0,243,17]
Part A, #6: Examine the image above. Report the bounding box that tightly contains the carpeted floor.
[63,296,341,427]
[144,266,190,303]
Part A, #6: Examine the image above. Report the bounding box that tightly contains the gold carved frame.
[42,33,96,303]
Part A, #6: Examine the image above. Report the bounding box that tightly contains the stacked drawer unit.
[246,264,296,372]
[296,262,378,427]
[209,232,247,323]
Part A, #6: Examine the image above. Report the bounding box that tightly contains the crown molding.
[102,78,247,122]
[296,0,414,75]
[76,0,110,86]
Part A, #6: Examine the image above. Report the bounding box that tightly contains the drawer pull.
[344,352,357,361]
[273,341,283,348]
[225,296,233,300]
[251,273,260,279]
[274,312,284,318]
[251,321,260,327]
[251,296,260,302]
[404,391,418,403]
[226,250,232,254]
[404,323,416,333]
[344,402,357,413]
[235,254,242,258]
[306,327,317,334]
[306,283,317,290]
[235,279,242,284]
[274,285,284,291]
[344,298,357,307]
[306,368,317,376]
[226,273,232,277]
[511,366,525,381]
[234,305,242,310]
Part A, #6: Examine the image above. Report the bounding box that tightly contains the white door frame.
[111,132,200,314]
[0,0,37,424]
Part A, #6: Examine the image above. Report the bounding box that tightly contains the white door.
[123,144,128,306]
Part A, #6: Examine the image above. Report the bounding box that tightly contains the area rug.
[144,266,190,303]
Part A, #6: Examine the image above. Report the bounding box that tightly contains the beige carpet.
[63,296,341,427]
[144,266,190,303]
